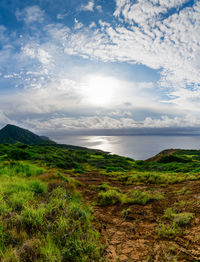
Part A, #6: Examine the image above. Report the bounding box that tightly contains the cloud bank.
[0,0,199,134]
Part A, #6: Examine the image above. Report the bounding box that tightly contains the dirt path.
[70,173,200,262]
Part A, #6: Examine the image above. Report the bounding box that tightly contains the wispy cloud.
[16,6,45,24]
[0,1,200,132]
[80,1,94,12]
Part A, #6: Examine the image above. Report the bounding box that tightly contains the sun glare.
[84,75,116,105]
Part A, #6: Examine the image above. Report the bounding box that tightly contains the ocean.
[51,135,200,160]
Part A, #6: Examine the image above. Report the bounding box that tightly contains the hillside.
[1,139,200,261]
[0,124,56,145]
[0,125,102,153]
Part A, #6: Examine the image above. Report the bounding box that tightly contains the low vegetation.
[0,142,200,261]
[97,188,164,206]
[0,160,102,261]
[156,207,193,239]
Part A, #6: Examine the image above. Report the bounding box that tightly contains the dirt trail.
[71,172,200,262]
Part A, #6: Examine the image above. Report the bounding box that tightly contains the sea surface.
[51,135,200,160]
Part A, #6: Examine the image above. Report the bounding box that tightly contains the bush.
[0,194,11,215]
[8,149,31,160]
[156,223,180,238]
[0,222,6,254]
[124,189,164,205]
[98,183,121,192]
[67,202,90,225]
[98,190,122,205]
[173,213,193,226]
[18,238,42,261]
[19,205,46,230]
[164,208,193,226]
[125,190,152,205]
[9,191,34,211]
[41,234,61,261]
[29,181,47,195]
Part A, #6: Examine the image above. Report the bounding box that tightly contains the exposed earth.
[71,171,200,262]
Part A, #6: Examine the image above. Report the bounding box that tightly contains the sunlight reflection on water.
[51,135,200,160]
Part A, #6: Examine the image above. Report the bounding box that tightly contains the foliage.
[97,188,164,206]
[0,159,102,261]
[155,223,180,238]
[164,208,193,226]
[98,189,123,205]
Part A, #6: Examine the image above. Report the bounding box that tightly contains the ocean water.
[51,135,200,160]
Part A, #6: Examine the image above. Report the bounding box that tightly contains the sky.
[0,0,200,135]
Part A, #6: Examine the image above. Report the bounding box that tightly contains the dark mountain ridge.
[0,124,102,152]
[0,124,56,145]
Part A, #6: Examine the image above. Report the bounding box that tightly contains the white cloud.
[74,18,84,30]
[59,1,200,100]
[16,114,200,134]
[89,22,96,28]
[114,0,188,25]
[57,13,68,20]
[21,44,53,66]
[16,6,45,24]
[96,5,103,12]
[80,1,94,12]
[1,0,200,132]
[0,26,8,43]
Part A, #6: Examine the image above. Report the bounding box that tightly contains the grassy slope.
[2,144,200,261]
[0,161,102,261]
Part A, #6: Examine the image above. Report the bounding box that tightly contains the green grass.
[109,170,200,185]
[0,143,200,260]
[0,159,102,261]
[98,189,122,205]
[0,161,45,177]
[97,188,164,206]
[156,207,194,239]
[155,223,180,238]
[1,144,200,187]
[164,208,193,226]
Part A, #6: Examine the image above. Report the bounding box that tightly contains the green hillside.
[0,124,56,145]
[1,131,200,260]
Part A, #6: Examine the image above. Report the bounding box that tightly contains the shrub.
[97,190,122,205]
[125,190,151,205]
[29,180,47,195]
[98,183,121,192]
[9,191,34,211]
[0,222,6,254]
[8,149,31,160]
[41,234,61,262]
[54,215,100,261]
[0,162,45,178]
[18,238,42,261]
[164,208,193,226]
[164,208,177,220]
[176,187,191,195]
[156,223,180,238]
[67,202,91,225]
[173,213,193,227]
[19,205,46,230]
[0,194,11,215]
[124,189,164,205]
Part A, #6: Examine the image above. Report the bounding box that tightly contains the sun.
[84,75,116,105]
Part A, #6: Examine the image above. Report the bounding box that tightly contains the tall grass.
[0,160,102,261]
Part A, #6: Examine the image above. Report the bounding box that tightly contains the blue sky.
[0,0,199,134]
